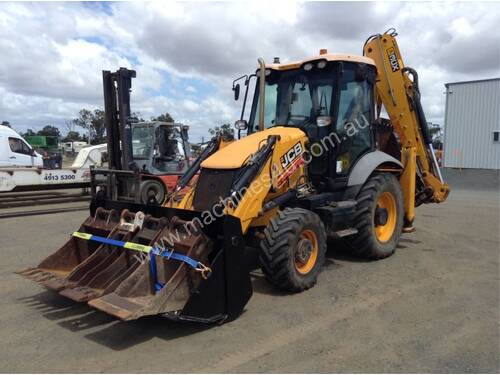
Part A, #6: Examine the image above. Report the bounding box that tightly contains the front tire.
[346,173,404,259]
[140,180,166,205]
[259,208,327,292]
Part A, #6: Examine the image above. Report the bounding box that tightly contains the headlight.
[317,60,327,69]
[316,116,332,127]
[303,62,313,71]
[256,69,272,76]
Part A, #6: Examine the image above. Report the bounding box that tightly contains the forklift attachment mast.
[102,68,137,171]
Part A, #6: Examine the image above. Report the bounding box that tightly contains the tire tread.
[259,207,326,292]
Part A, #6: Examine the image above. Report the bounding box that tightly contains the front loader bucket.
[18,200,253,324]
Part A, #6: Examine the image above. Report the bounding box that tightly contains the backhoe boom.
[363,29,450,226]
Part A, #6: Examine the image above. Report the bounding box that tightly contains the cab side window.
[251,82,278,132]
[290,82,312,119]
[9,137,32,155]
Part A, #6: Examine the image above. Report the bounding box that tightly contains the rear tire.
[346,173,403,259]
[259,207,326,292]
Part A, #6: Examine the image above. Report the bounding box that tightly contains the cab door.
[334,65,375,176]
[0,135,10,167]
[7,137,36,166]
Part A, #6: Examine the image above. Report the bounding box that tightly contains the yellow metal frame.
[364,32,450,224]
[171,127,308,233]
[168,31,450,233]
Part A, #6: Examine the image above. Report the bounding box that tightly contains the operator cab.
[131,122,191,175]
[234,52,377,190]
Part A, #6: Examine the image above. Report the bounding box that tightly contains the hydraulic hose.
[403,67,444,183]
[175,136,220,190]
[402,67,432,144]
[259,189,297,215]
[229,135,277,204]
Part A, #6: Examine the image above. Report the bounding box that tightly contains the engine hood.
[201,127,306,169]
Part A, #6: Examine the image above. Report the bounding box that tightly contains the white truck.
[63,141,88,155]
[0,125,43,168]
[0,125,99,192]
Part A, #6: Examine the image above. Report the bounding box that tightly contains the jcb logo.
[280,142,303,169]
[387,47,400,72]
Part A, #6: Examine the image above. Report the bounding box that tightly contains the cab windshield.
[132,126,154,160]
[248,63,338,132]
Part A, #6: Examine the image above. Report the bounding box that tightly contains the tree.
[62,131,83,142]
[428,122,443,149]
[190,143,203,158]
[152,113,174,123]
[22,129,36,137]
[208,123,234,140]
[64,119,76,134]
[131,112,145,122]
[37,125,61,138]
[72,109,106,144]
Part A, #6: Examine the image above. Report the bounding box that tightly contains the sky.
[0,1,499,142]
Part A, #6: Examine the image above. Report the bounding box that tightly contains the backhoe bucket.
[58,210,168,302]
[18,200,252,324]
[17,207,120,290]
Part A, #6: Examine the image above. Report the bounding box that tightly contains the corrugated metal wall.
[443,79,500,169]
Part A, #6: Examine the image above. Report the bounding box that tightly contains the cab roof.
[265,52,375,71]
[135,121,189,130]
[0,125,24,138]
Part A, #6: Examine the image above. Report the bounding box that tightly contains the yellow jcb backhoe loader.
[19,29,449,324]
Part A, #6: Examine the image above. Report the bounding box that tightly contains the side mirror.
[233,83,240,101]
[234,119,248,130]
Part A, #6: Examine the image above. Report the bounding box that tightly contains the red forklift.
[91,68,191,205]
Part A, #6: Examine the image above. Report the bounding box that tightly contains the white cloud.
[0,1,498,142]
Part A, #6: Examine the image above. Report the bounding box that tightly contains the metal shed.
[443,78,500,169]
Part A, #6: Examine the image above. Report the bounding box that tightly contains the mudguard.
[348,150,403,186]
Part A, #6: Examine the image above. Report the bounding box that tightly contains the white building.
[443,78,500,169]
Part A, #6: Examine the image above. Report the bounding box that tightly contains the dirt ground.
[1,169,498,373]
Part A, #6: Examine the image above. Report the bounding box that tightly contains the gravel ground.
[0,168,498,373]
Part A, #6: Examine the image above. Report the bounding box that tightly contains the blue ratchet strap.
[149,247,207,291]
[72,232,211,292]
[148,253,164,292]
[73,233,136,250]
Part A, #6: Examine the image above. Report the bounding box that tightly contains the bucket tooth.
[16,268,41,278]
[60,286,100,302]
[89,293,145,321]
[41,277,74,292]
[32,273,56,283]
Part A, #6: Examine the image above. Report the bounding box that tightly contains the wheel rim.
[294,229,318,275]
[374,192,397,243]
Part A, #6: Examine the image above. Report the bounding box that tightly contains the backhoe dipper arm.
[363,29,450,227]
